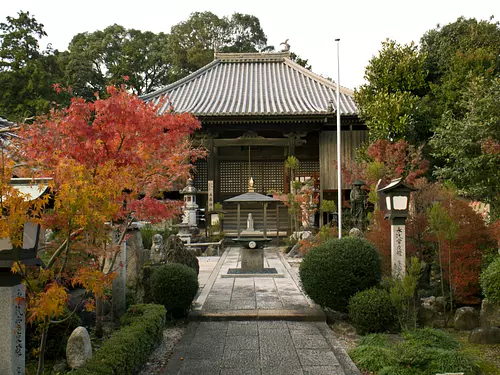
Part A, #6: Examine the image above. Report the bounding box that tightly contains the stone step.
[189,307,325,322]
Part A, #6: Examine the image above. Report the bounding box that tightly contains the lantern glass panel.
[23,222,38,249]
[386,196,391,210]
[393,196,408,210]
[0,237,11,251]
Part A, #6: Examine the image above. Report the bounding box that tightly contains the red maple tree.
[12,85,204,374]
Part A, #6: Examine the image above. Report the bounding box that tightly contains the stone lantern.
[180,178,198,227]
[378,178,417,278]
[0,178,50,375]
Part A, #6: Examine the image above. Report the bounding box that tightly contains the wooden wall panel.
[320,130,368,190]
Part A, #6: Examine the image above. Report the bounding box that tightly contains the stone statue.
[150,234,166,264]
[350,180,367,230]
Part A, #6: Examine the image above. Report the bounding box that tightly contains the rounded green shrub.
[480,256,500,305]
[348,287,396,334]
[151,263,198,317]
[299,236,382,311]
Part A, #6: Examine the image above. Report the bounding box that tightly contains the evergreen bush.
[350,330,479,375]
[299,237,382,311]
[72,304,166,375]
[151,263,198,317]
[480,256,500,305]
[348,287,396,334]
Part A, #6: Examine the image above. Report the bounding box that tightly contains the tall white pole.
[336,38,342,238]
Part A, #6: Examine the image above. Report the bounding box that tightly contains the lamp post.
[378,178,417,279]
[0,178,50,375]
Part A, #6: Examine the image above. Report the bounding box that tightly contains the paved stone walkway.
[163,247,361,375]
[191,247,323,320]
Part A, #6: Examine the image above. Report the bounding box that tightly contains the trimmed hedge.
[151,263,199,317]
[72,304,166,375]
[348,287,396,334]
[299,236,382,311]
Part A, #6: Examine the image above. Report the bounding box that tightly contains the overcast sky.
[1,0,499,90]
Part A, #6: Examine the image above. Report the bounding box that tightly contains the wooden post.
[263,203,267,239]
[276,204,280,243]
[237,203,241,239]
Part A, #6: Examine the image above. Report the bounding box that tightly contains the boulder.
[480,299,500,328]
[468,326,500,344]
[454,306,479,331]
[418,296,447,328]
[348,227,363,238]
[66,326,92,369]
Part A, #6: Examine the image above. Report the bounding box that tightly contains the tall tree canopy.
[355,16,500,218]
[430,77,500,218]
[0,11,64,121]
[356,17,500,144]
[168,11,269,80]
[354,40,428,142]
[64,24,171,98]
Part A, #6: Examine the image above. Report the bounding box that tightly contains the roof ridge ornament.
[280,39,290,52]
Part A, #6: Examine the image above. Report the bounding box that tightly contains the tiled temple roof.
[0,117,17,137]
[142,52,357,117]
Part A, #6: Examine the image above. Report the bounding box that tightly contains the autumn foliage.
[343,139,428,187]
[7,85,204,352]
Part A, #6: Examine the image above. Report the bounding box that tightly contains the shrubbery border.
[72,303,166,375]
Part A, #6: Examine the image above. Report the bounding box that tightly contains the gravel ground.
[138,323,187,375]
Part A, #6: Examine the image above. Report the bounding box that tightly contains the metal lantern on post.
[378,178,417,279]
[0,178,50,375]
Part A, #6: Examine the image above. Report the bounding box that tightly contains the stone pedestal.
[0,283,25,375]
[391,223,406,278]
[241,248,264,271]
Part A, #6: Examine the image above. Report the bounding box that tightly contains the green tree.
[421,17,500,117]
[64,24,171,98]
[354,39,428,142]
[430,77,500,219]
[0,11,65,121]
[168,12,269,80]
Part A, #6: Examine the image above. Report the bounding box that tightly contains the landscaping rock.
[418,296,450,328]
[348,227,363,238]
[66,326,92,369]
[165,235,200,275]
[468,326,500,344]
[480,299,500,328]
[454,306,479,331]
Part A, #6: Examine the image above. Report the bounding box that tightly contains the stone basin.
[232,237,272,249]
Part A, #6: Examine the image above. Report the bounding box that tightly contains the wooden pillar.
[263,203,267,240]
[276,204,280,242]
[237,203,241,239]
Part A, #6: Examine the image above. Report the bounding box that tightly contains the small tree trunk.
[95,298,104,338]
[437,238,447,320]
[448,241,453,315]
[36,320,49,375]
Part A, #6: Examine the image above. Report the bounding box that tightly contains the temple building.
[142,52,367,235]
